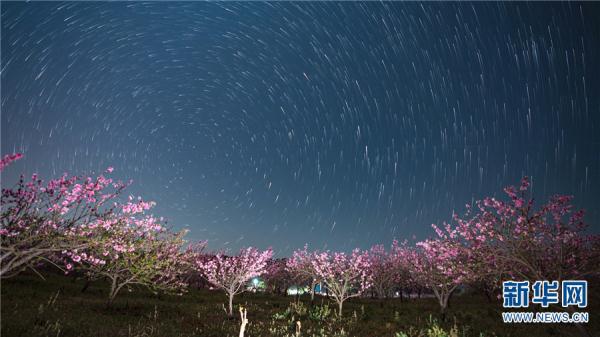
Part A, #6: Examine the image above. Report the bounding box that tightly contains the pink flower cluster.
[121,196,156,215]
[195,247,272,315]
[0,153,23,171]
[196,247,273,288]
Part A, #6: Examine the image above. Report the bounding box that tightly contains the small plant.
[425,316,448,337]
[395,316,467,337]
[426,322,447,337]
[272,301,307,321]
[308,304,332,321]
[289,301,307,316]
[272,310,289,321]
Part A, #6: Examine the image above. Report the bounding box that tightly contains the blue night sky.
[2,2,599,256]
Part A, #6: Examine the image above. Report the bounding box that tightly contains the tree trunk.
[440,304,447,321]
[337,300,343,318]
[107,278,119,306]
[228,293,234,316]
[438,291,452,322]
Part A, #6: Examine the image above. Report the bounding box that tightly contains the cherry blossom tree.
[389,240,419,300]
[447,177,599,336]
[66,197,193,304]
[1,155,196,303]
[1,157,126,278]
[287,245,321,301]
[413,232,471,317]
[451,177,599,284]
[264,258,293,295]
[310,249,372,317]
[178,240,209,288]
[196,247,273,316]
[366,244,397,299]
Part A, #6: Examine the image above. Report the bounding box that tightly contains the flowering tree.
[196,247,273,316]
[310,249,371,317]
[263,258,293,295]
[178,240,209,288]
[447,177,599,336]
[1,156,126,278]
[366,244,397,298]
[452,177,599,284]
[414,230,471,317]
[389,240,419,300]
[66,197,193,304]
[287,245,321,301]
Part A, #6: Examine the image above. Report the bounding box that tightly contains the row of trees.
[2,153,599,323]
[208,177,599,319]
[0,153,270,314]
[283,177,599,317]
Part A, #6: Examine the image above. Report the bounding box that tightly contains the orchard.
[5,1,600,336]
[1,154,599,336]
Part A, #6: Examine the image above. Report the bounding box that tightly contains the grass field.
[1,273,597,337]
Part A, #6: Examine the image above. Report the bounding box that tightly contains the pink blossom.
[0,153,23,171]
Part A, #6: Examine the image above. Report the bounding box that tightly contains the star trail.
[2,2,599,255]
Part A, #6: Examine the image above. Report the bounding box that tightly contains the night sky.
[2,2,599,255]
